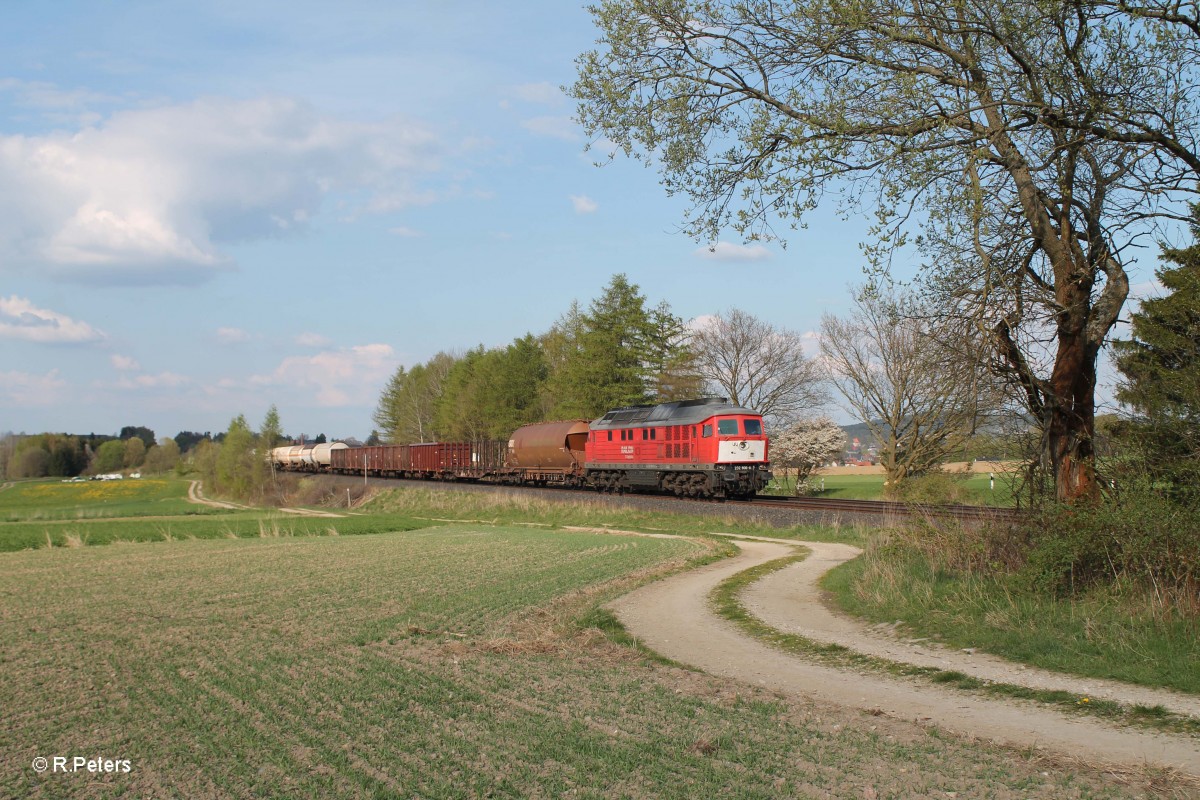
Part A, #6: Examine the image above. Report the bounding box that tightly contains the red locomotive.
[283,398,771,499]
[584,398,770,498]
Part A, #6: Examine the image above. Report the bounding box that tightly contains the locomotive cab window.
[717,419,739,435]
[607,431,612,441]
[702,424,713,438]
[743,419,762,436]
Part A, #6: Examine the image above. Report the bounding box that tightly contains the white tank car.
[310,441,349,470]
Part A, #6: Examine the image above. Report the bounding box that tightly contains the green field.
[2,524,1126,799]
[768,471,1022,506]
[0,479,860,552]
[0,477,223,522]
[0,481,1134,798]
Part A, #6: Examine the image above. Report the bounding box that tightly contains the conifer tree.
[1112,213,1200,503]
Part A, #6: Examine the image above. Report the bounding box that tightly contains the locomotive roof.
[590,398,760,428]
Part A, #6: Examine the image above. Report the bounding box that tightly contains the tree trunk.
[1045,329,1101,503]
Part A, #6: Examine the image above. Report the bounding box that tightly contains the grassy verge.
[1,529,1139,798]
[0,484,866,552]
[361,485,868,544]
[823,544,1200,696]
[712,553,1200,737]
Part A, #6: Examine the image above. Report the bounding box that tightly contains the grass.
[0,477,224,522]
[0,510,437,551]
[1,528,1138,799]
[822,542,1200,696]
[0,483,862,552]
[361,485,867,544]
[766,472,1022,506]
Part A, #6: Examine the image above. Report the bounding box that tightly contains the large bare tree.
[693,308,826,424]
[573,1,1200,502]
[820,293,996,488]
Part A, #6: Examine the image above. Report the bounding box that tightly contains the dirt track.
[186,481,343,517]
[608,536,1200,779]
[186,480,246,510]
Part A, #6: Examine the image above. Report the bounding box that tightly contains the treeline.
[373,274,705,443]
[0,426,257,481]
[0,428,187,480]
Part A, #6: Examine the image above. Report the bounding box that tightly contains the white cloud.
[296,332,331,348]
[0,295,106,343]
[570,194,599,214]
[521,116,579,141]
[111,354,141,371]
[251,343,397,407]
[694,242,772,261]
[216,327,251,344]
[0,96,447,285]
[0,369,66,406]
[388,225,422,238]
[117,371,191,389]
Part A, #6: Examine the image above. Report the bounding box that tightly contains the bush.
[888,469,973,505]
[881,487,1199,619]
[1023,494,1199,614]
[882,514,1032,576]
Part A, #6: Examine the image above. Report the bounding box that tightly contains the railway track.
[747,494,1026,521]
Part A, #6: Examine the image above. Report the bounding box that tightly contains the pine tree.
[645,301,704,401]
[1112,214,1200,503]
[549,274,656,417]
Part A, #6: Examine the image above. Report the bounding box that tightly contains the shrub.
[888,469,973,505]
[884,514,1032,576]
[1022,494,1199,614]
[881,486,1198,619]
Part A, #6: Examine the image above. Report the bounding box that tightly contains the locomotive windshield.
[717,419,739,435]
[743,419,762,436]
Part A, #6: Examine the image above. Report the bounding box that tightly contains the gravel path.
[743,538,1200,719]
[608,535,1200,778]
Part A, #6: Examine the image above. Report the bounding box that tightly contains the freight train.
[269,398,772,499]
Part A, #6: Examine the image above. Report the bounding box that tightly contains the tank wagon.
[274,398,771,499]
[269,441,349,472]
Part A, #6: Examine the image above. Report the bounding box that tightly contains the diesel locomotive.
[269,398,771,499]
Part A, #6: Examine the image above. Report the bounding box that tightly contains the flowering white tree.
[771,416,846,495]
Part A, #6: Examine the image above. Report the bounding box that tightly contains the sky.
[0,2,1157,441]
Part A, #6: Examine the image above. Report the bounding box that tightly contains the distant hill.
[840,421,877,449]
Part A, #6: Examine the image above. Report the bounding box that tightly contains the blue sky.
[0,2,1147,441]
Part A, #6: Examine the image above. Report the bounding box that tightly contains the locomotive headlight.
[738,441,747,450]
